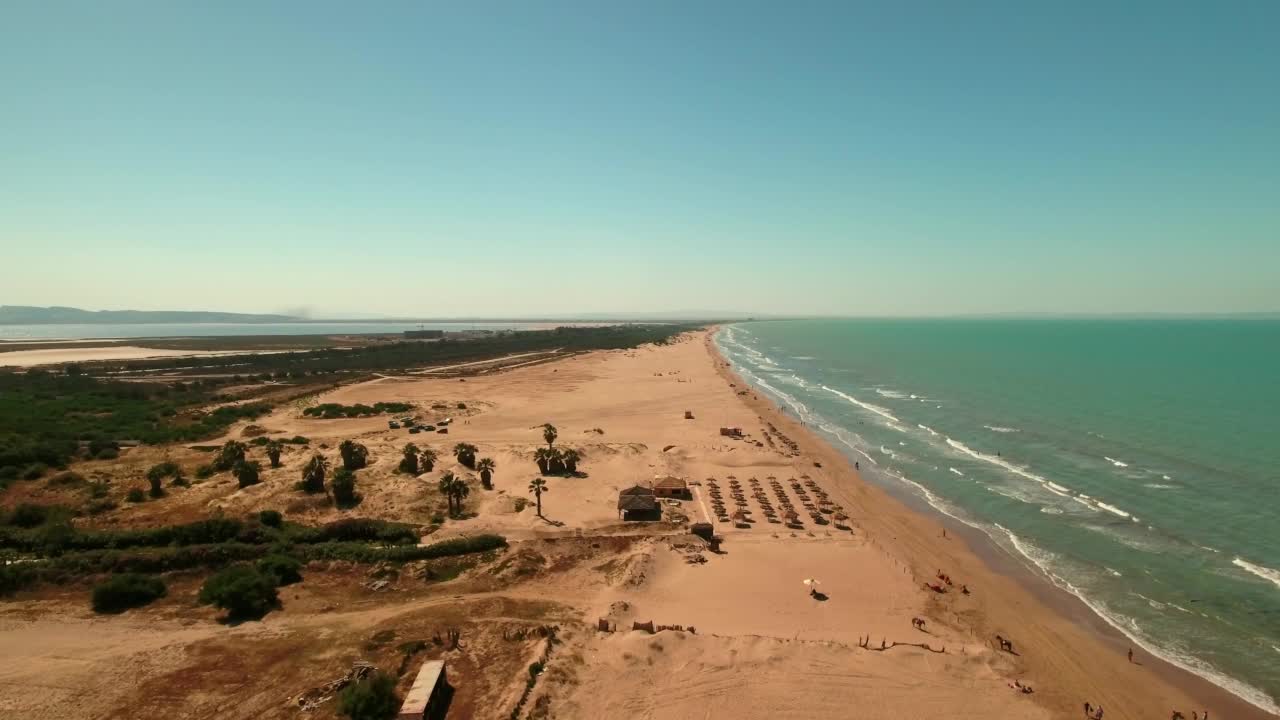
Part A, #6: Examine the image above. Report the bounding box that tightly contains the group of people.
[1009,679,1034,694]
[1171,712,1209,720]
[1084,702,1104,719]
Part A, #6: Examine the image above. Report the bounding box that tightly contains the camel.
[995,634,1015,653]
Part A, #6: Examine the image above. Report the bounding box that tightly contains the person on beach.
[1128,647,1133,663]
[1084,702,1092,717]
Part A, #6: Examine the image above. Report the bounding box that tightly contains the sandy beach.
[0,328,1269,719]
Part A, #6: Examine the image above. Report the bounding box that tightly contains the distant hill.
[0,306,303,325]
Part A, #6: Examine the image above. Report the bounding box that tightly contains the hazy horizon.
[4,2,1278,317]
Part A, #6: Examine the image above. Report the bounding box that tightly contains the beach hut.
[690,522,714,542]
[652,475,690,499]
[618,485,659,520]
[397,660,449,720]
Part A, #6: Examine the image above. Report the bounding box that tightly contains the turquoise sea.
[716,319,1280,712]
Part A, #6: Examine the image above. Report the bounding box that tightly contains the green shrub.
[0,563,36,596]
[257,554,303,586]
[258,510,283,528]
[338,669,399,720]
[7,503,64,528]
[195,464,215,479]
[198,565,279,619]
[91,573,166,613]
[125,488,146,503]
[23,464,48,481]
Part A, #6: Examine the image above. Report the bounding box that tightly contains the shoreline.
[704,328,1275,719]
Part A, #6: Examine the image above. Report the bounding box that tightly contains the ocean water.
[0,322,548,340]
[715,319,1280,712]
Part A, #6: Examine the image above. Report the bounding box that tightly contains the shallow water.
[715,319,1280,712]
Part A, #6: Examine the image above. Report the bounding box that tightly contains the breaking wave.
[1234,558,1280,591]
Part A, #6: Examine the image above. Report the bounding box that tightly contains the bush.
[258,510,283,528]
[195,464,215,479]
[0,563,36,596]
[91,573,166,613]
[125,488,146,503]
[257,554,303,586]
[338,669,399,720]
[198,565,279,619]
[47,471,86,487]
[7,503,64,528]
[23,464,48,481]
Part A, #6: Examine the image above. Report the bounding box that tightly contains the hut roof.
[619,484,655,497]
[652,476,688,490]
[618,493,659,512]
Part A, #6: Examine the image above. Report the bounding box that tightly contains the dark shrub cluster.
[91,573,167,613]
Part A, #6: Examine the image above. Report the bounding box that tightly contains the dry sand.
[0,329,1267,719]
[0,345,244,367]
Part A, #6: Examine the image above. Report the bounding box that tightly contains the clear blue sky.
[3,1,1278,317]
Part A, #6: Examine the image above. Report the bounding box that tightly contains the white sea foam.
[790,356,815,360]
[1234,558,1280,590]
[1096,501,1131,518]
[984,425,1020,433]
[1104,456,1130,468]
[820,385,905,427]
[1162,474,1172,480]
[875,388,908,399]
[1106,567,1122,577]
[1040,507,1063,515]
[948,467,964,477]
[1144,483,1176,490]
[944,437,1053,486]
[992,525,1280,715]
[1046,481,1072,496]
[917,423,940,436]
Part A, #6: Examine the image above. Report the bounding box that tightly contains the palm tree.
[339,440,369,470]
[213,440,247,472]
[533,447,556,475]
[437,471,470,516]
[541,423,558,448]
[453,442,478,469]
[399,443,420,475]
[548,448,567,475]
[301,454,328,494]
[559,448,581,474]
[234,460,261,489]
[528,477,548,517]
[419,446,439,472]
[265,440,283,469]
[477,457,496,489]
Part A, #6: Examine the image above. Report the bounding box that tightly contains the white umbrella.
[803,578,820,587]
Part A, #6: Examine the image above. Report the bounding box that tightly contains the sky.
[2,1,1278,318]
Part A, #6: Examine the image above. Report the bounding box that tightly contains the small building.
[398,660,450,720]
[652,475,689,499]
[719,427,743,438]
[618,485,659,520]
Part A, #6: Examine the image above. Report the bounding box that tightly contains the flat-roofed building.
[397,660,449,720]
